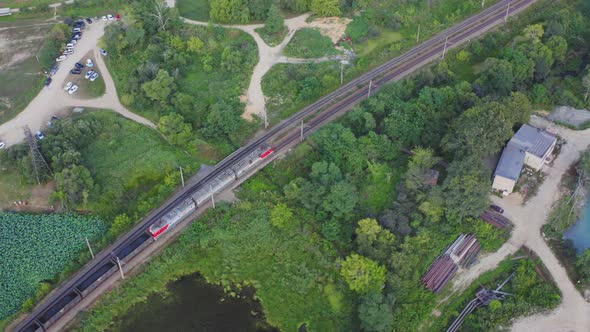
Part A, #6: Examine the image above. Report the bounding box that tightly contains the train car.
[148,198,196,239]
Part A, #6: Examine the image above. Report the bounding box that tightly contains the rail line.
[13,0,537,330]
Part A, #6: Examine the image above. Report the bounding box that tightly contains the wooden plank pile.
[421,234,481,293]
[480,210,511,229]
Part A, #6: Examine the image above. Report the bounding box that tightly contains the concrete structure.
[492,124,557,194]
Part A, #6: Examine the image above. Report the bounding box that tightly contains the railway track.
[13,1,538,331]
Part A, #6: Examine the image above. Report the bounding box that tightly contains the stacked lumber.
[480,210,511,229]
[421,234,481,293]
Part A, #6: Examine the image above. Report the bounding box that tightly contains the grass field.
[76,71,106,98]
[255,26,287,47]
[0,19,52,124]
[283,28,339,58]
[78,111,198,200]
[0,169,32,208]
[177,0,210,21]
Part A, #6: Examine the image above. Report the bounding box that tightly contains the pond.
[112,274,277,332]
[563,200,590,254]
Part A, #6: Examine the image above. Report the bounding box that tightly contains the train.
[18,145,274,332]
[148,145,273,239]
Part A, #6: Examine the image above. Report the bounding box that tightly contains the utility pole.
[116,257,125,279]
[441,36,449,60]
[263,107,269,128]
[85,237,94,259]
[179,166,185,187]
[504,4,510,22]
[340,62,344,85]
[210,184,215,209]
[416,24,421,43]
[300,120,304,142]
[368,80,373,98]
[481,0,485,8]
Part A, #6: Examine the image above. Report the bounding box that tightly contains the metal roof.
[508,124,556,158]
[494,146,525,181]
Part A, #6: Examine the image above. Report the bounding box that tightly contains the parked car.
[68,85,78,94]
[85,17,93,24]
[86,59,94,67]
[47,116,59,128]
[63,50,73,55]
[49,64,59,76]
[490,205,504,214]
[116,13,120,21]
[70,69,81,75]
[73,27,81,33]
[64,81,73,90]
[44,77,52,86]
[74,62,85,69]
[85,70,95,79]
[99,48,108,56]
[72,33,81,40]
[107,14,113,20]
[70,39,77,44]
[0,142,5,149]
[90,72,100,81]
[56,55,67,62]
[102,15,107,21]
[36,131,45,140]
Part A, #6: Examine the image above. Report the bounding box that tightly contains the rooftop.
[508,124,557,158]
[494,146,525,181]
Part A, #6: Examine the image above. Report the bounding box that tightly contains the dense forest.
[74,0,590,331]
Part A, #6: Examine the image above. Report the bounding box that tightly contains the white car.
[0,142,5,149]
[90,72,100,81]
[85,70,95,79]
[107,14,113,20]
[86,59,94,67]
[56,55,67,62]
[102,15,107,21]
[63,50,73,55]
[66,43,74,48]
[64,82,73,90]
[73,27,81,32]
[68,85,78,94]
[99,48,108,56]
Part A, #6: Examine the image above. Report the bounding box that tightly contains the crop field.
[0,212,105,320]
[0,19,53,125]
[283,28,340,59]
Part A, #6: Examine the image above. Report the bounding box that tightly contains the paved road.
[451,116,590,331]
[0,19,155,148]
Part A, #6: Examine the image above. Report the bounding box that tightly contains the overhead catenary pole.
[300,120,304,142]
[179,166,185,187]
[340,62,344,85]
[441,36,449,60]
[116,257,125,279]
[85,237,94,259]
[504,3,510,22]
[264,107,269,128]
[368,80,373,98]
[416,24,421,42]
[210,184,215,209]
[481,0,485,8]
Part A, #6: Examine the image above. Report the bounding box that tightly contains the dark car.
[70,69,81,75]
[85,17,92,24]
[49,64,59,76]
[490,205,504,214]
[44,77,52,86]
[74,62,85,69]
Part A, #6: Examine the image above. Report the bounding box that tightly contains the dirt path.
[0,19,156,148]
[182,13,349,121]
[450,116,590,331]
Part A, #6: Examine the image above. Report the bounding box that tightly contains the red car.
[116,13,120,21]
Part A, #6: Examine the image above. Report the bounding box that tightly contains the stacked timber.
[421,234,481,293]
[480,210,511,229]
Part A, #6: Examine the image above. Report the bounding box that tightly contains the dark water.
[113,274,277,332]
[563,200,590,254]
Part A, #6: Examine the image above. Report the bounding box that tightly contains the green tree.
[142,69,176,104]
[404,148,440,195]
[270,203,294,228]
[479,58,514,95]
[340,253,386,293]
[576,249,590,283]
[187,36,204,54]
[55,165,94,206]
[124,24,146,48]
[532,44,554,82]
[265,4,284,34]
[310,0,341,17]
[522,23,544,43]
[158,113,192,146]
[108,214,133,238]
[355,219,396,264]
[358,291,395,332]
[582,69,590,102]
[322,181,358,220]
[546,35,567,64]
[202,99,243,139]
[442,157,490,222]
[210,0,250,23]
